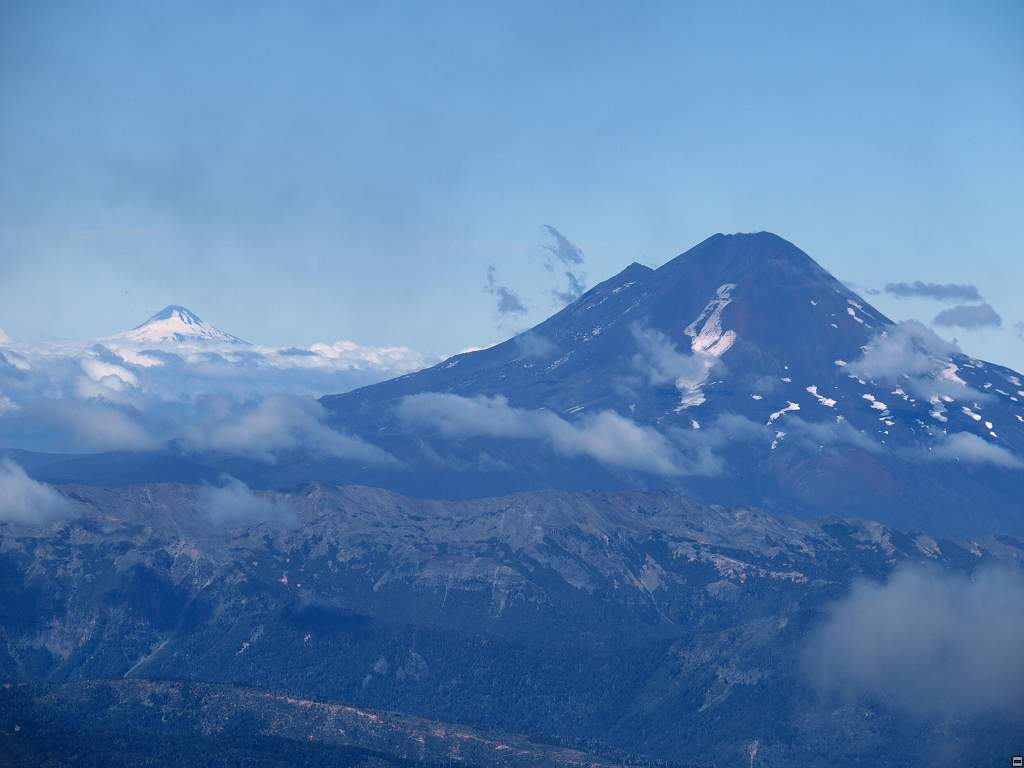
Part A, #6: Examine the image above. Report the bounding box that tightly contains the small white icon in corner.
[1011,756,1022,767]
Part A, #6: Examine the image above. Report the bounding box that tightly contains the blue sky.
[1,1,1022,367]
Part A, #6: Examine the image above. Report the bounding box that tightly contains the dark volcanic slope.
[2,483,1022,766]
[326,233,883,415]
[319,232,1024,535]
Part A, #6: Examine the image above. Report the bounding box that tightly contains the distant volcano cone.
[114,305,248,345]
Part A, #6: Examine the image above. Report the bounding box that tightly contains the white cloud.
[848,320,982,401]
[849,321,958,381]
[79,358,139,388]
[631,326,712,388]
[0,460,73,524]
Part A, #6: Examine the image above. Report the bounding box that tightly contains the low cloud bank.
[0,334,400,461]
[197,476,295,526]
[805,565,1024,718]
[397,394,774,478]
[26,399,159,452]
[180,395,394,465]
[0,460,73,524]
[396,393,682,476]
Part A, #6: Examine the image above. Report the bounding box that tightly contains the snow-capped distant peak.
[115,305,248,345]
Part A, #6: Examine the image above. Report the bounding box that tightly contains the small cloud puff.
[0,460,74,524]
[514,332,558,360]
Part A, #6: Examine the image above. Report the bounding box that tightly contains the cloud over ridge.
[0,460,74,524]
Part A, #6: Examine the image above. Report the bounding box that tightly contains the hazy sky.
[1,1,1022,367]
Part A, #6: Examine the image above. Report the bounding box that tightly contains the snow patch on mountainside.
[674,284,738,411]
[685,283,738,357]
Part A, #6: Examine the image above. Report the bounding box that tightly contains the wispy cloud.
[541,225,587,305]
[884,281,982,302]
[929,432,1022,468]
[484,265,528,323]
[666,413,767,475]
[784,416,881,453]
[804,564,1024,718]
[933,303,1002,329]
[0,460,74,524]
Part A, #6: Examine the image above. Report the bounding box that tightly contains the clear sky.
[1,1,1022,367]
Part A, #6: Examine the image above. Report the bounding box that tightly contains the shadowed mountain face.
[319,233,1024,536]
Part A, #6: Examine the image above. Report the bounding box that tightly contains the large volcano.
[322,232,1024,535]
